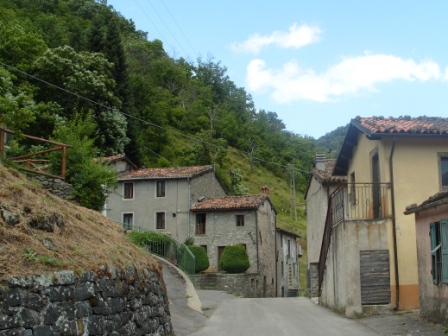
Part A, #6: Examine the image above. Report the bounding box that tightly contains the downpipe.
[389,137,400,310]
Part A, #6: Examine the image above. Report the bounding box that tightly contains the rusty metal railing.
[0,127,72,179]
[317,182,391,295]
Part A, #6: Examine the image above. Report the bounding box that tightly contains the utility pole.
[287,164,297,221]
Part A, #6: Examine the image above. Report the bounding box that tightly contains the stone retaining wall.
[33,175,73,201]
[192,273,266,298]
[0,264,172,335]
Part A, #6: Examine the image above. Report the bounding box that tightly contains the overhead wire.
[144,0,189,57]
[159,0,198,57]
[0,61,311,174]
[133,0,171,49]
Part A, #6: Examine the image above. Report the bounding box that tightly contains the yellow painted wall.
[346,135,448,309]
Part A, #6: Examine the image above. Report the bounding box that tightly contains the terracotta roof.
[313,159,346,183]
[404,191,448,215]
[93,154,126,163]
[120,165,213,179]
[276,227,301,238]
[191,195,271,212]
[353,116,448,135]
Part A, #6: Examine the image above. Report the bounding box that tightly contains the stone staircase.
[286,288,299,297]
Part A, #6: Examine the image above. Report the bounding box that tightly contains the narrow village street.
[162,260,447,336]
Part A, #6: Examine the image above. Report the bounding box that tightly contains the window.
[123,213,133,230]
[200,245,207,253]
[196,213,206,235]
[287,239,291,259]
[240,243,247,251]
[156,181,165,197]
[156,212,165,230]
[440,154,448,190]
[124,182,133,199]
[430,219,448,284]
[350,172,356,205]
[236,215,244,227]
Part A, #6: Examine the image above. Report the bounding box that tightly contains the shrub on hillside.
[187,245,209,273]
[219,245,250,273]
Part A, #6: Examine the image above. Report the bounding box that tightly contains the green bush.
[219,245,250,273]
[187,245,209,273]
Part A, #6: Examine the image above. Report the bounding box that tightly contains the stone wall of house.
[190,171,227,206]
[0,264,172,336]
[192,210,258,273]
[308,262,319,297]
[33,175,73,201]
[192,273,269,298]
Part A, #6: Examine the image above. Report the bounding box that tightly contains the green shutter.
[430,222,438,284]
[440,219,448,283]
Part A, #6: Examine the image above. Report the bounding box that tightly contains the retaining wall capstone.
[0,264,172,336]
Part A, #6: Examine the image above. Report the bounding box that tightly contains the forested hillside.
[0,0,326,215]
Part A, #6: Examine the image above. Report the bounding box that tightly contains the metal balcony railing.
[317,182,391,294]
[118,222,195,277]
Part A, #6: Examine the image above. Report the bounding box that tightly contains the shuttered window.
[430,219,448,284]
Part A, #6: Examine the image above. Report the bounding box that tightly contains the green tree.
[219,245,250,274]
[49,113,117,211]
[229,169,249,196]
[187,245,210,273]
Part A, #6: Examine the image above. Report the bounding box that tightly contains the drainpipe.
[389,137,400,310]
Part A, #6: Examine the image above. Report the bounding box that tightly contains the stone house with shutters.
[404,191,448,326]
[105,165,227,243]
[317,116,448,317]
[305,154,346,297]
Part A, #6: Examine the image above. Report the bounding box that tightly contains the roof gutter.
[389,137,400,310]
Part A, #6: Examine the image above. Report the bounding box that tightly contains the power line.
[144,0,189,57]
[0,61,311,174]
[133,0,171,48]
[159,0,198,57]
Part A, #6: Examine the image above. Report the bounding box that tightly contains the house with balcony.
[305,153,346,297]
[105,165,227,243]
[317,116,448,317]
[404,192,448,326]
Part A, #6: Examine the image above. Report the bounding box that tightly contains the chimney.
[261,186,270,195]
[314,153,326,171]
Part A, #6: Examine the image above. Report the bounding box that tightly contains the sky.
[107,0,448,139]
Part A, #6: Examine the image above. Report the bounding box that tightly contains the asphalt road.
[161,261,447,336]
[190,293,379,336]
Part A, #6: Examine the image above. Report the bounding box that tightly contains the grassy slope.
[0,162,158,282]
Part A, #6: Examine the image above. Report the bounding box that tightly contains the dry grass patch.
[0,163,157,281]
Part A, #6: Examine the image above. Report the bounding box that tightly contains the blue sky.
[107,0,448,139]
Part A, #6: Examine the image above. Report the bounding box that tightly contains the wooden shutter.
[430,222,438,284]
[440,219,448,283]
[360,250,391,305]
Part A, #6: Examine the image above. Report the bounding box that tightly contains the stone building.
[105,165,227,243]
[190,189,278,297]
[277,227,301,297]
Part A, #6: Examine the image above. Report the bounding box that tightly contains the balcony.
[318,182,392,294]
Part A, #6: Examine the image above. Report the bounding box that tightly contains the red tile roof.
[313,159,346,182]
[191,195,270,211]
[120,165,213,179]
[354,116,448,135]
[404,191,448,214]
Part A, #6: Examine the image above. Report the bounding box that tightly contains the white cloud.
[231,23,322,54]
[246,54,442,103]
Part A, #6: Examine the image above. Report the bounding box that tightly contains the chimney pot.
[314,153,326,171]
[261,186,269,195]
